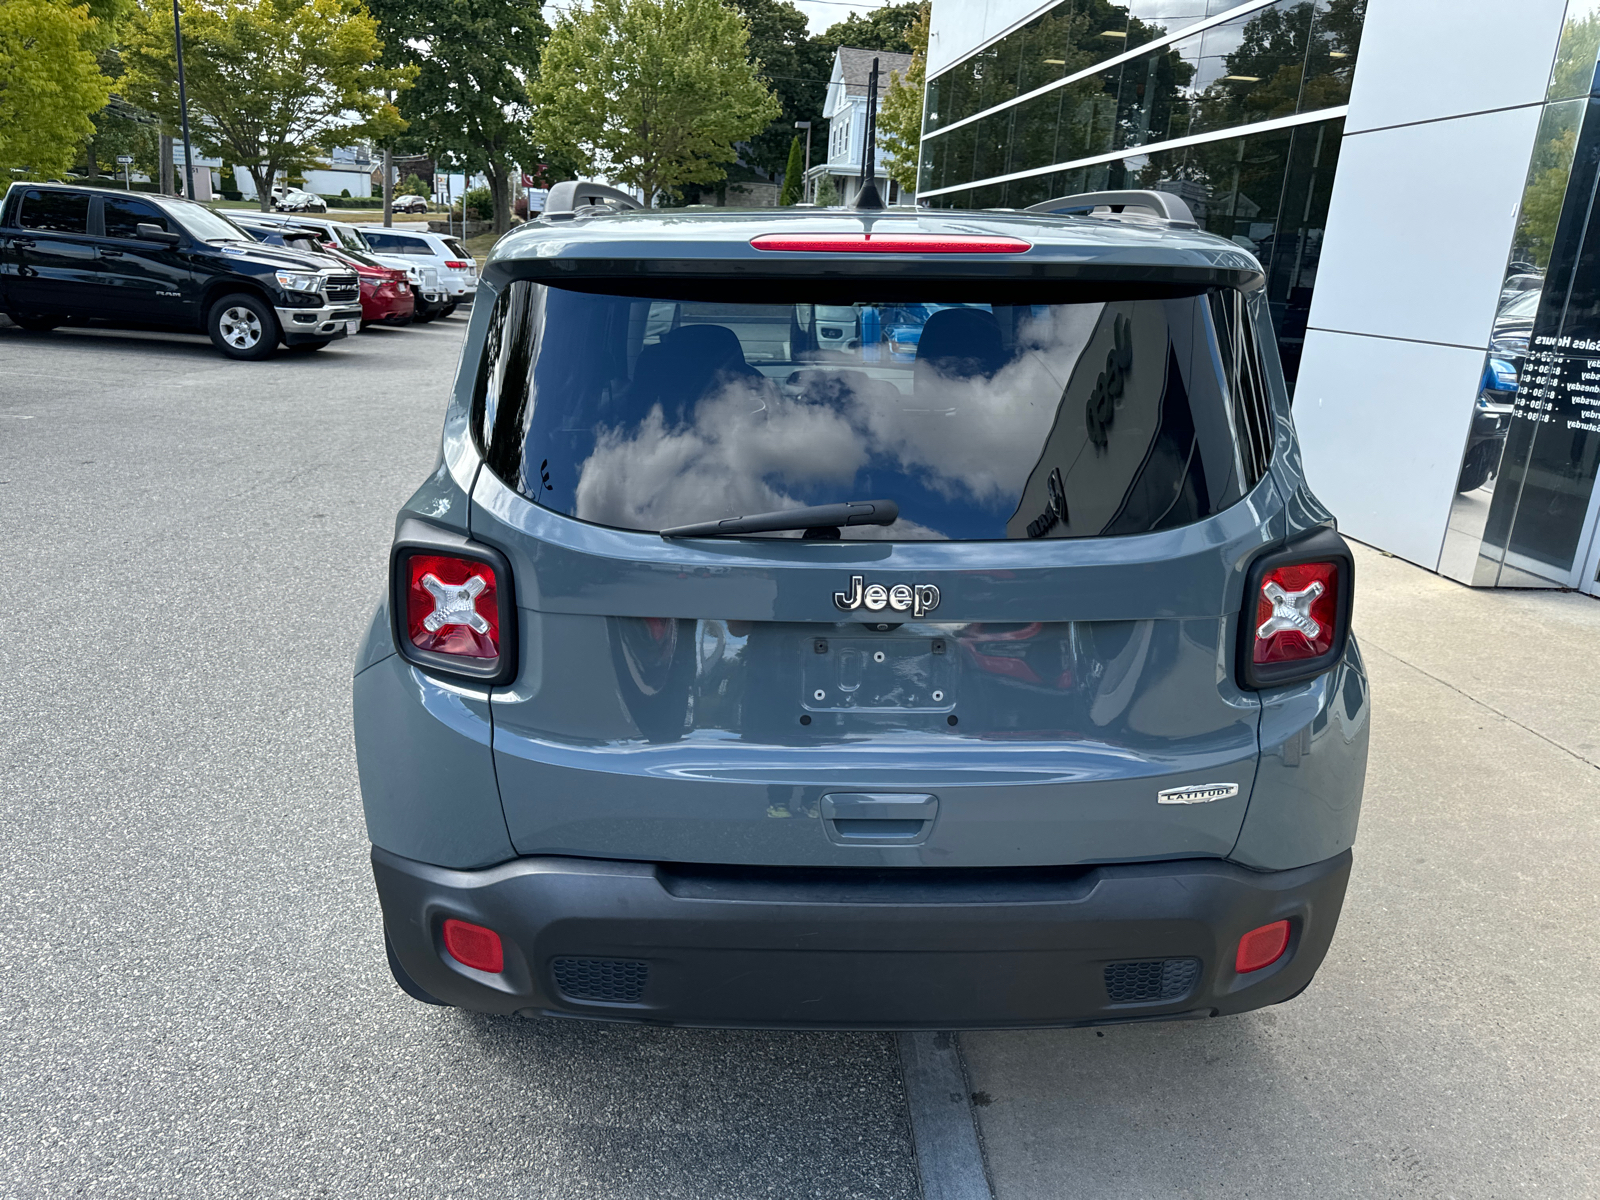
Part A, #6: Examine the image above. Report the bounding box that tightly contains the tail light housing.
[1239,527,1354,689]
[444,260,473,269]
[389,520,516,684]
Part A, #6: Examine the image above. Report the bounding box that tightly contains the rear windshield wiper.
[660,499,899,540]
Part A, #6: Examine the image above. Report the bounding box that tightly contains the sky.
[792,0,889,33]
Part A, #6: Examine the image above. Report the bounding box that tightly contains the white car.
[357,225,477,304]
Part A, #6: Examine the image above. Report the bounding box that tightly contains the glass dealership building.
[919,0,1600,596]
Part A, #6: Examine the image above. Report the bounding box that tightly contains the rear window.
[367,232,428,255]
[474,282,1273,541]
[18,190,89,234]
[443,238,469,259]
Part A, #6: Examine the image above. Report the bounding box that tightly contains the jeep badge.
[833,575,940,618]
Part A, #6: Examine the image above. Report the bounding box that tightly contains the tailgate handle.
[820,793,938,845]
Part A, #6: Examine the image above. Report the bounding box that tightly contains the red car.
[272,229,413,326]
[330,245,414,326]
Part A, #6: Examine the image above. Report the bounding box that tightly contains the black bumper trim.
[373,846,1352,1030]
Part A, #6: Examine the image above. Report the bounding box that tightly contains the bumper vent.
[1104,958,1201,1004]
[552,957,649,1003]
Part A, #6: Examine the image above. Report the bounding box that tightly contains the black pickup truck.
[0,183,362,359]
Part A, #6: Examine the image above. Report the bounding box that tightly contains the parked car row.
[0,182,475,360]
[230,211,477,327]
[268,187,433,216]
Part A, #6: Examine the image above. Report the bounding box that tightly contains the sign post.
[116,154,135,190]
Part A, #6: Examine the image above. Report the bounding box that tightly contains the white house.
[806,46,914,206]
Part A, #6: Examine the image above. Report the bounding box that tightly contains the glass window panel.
[924,0,1134,134]
[920,0,1362,198]
[18,190,89,234]
[1548,0,1600,101]
[103,197,171,239]
[1298,0,1364,113]
[475,283,1263,541]
[934,116,1345,388]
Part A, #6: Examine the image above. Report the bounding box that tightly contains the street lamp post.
[172,0,197,200]
[794,120,812,203]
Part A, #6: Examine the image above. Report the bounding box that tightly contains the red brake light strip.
[750,233,1031,254]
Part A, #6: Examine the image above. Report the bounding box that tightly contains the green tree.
[536,0,780,205]
[456,185,492,221]
[1551,10,1600,100]
[368,0,546,236]
[877,1,927,194]
[730,0,830,181]
[815,2,920,54]
[122,0,410,210]
[814,172,838,206]
[0,0,112,179]
[402,171,428,197]
[779,135,803,204]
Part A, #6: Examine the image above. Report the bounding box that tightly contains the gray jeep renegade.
[353,183,1369,1029]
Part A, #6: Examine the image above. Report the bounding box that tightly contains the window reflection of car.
[1499,271,1543,307]
[813,303,859,353]
[1459,288,1538,493]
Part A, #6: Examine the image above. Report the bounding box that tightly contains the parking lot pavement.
[0,320,918,1200]
[958,545,1600,1199]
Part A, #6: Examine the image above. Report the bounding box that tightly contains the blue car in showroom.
[353,183,1369,1029]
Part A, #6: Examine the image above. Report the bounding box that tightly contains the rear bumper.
[374,846,1352,1030]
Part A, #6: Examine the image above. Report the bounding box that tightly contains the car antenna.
[854,57,885,211]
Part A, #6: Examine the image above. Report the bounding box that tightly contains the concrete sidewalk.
[959,545,1600,1198]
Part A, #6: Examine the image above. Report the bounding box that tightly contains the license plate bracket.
[802,636,955,712]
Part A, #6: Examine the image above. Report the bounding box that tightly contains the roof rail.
[1026,190,1198,229]
[542,180,643,220]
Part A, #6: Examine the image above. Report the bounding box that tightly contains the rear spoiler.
[542,180,643,221]
[1026,190,1199,229]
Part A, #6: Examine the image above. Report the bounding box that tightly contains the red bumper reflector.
[750,233,1031,254]
[442,919,504,973]
[1235,920,1291,973]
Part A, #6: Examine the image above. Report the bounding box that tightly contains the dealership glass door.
[1440,5,1600,589]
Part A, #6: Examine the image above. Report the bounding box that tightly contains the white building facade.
[808,46,915,206]
[920,0,1600,596]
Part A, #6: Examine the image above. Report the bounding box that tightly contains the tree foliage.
[813,171,837,206]
[0,0,112,179]
[729,0,829,181]
[877,1,926,194]
[815,2,920,54]
[122,0,410,209]
[535,0,779,205]
[779,133,802,204]
[368,0,546,236]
